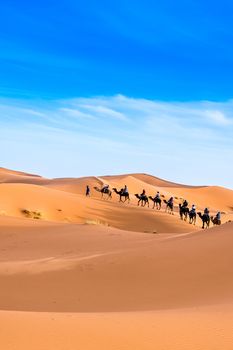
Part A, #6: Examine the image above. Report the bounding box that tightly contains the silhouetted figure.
[204,207,210,218]
[155,191,160,199]
[140,189,146,198]
[86,185,90,197]
[211,211,221,226]
[101,184,109,193]
[216,211,221,221]
[189,204,196,225]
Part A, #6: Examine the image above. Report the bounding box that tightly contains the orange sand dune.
[162,185,233,212]
[47,172,205,199]
[100,173,233,213]
[0,167,233,230]
[101,175,233,219]
[0,217,233,348]
[46,172,233,214]
[103,172,205,188]
[0,218,232,312]
[47,175,104,196]
[0,164,233,349]
[0,167,49,185]
[38,174,233,224]
[1,305,233,350]
[0,167,41,178]
[0,183,195,232]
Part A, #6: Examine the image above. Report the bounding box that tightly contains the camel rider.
[123,185,128,194]
[168,196,174,205]
[102,184,109,193]
[215,211,221,221]
[155,191,160,199]
[140,189,146,198]
[183,199,188,208]
[190,204,196,214]
[204,207,210,217]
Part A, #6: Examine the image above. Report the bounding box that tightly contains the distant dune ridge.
[0,167,233,350]
[0,167,232,229]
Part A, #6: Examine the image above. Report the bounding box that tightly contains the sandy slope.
[0,218,232,312]
[0,182,198,232]
[1,167,233,231]
[0,218,233,349]
[105,172,205,188]
[1,305,233,350]
[0,167,49,185]
[160,185,233,212]
[0,168,233,349]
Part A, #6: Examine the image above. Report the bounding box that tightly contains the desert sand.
[0,167,233,349]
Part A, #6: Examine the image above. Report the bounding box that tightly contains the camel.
[163,200,174,214]
[197,212,210,229]
[179,203,189,221]
[135,194,149,207]
[149,196,161,210]
[93,186,112,199]
[211,216,221,226]
[188,211,196,225]
[113,188,130,203]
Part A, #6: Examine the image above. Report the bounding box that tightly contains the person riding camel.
[140,189,146,198]
[168,196,174,205]
[155,191,160,199]
[182,199,188,208]
[122,185,128,194]
[190,204,196,214]
[204,207,210,217]
[215,211,221,221]
[102,184,109,193]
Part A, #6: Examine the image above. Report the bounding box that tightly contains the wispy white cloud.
[59,108,96,120]
[203,109,232,126]
[81,104,128,121]
[1,95,233,187]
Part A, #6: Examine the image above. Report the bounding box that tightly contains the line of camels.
[93,186,221,229]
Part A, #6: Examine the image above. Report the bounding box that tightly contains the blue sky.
[1,1,233,187]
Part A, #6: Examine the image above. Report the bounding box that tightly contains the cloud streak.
[1,95,233,188]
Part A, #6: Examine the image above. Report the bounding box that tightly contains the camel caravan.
[92,184,222,229]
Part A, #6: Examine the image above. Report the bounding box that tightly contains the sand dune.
[1,305,233,350]
[1,167,232,230]
[104,172,205,188]
[102,174,233,214]
[0,167,41,178]
[0,167,49,185]
[0,217,233,349]
[0,218,232,312]
[0,167,233,349]
[160,185,233,212]
[46,175,104,196]
[0,182,196,232]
